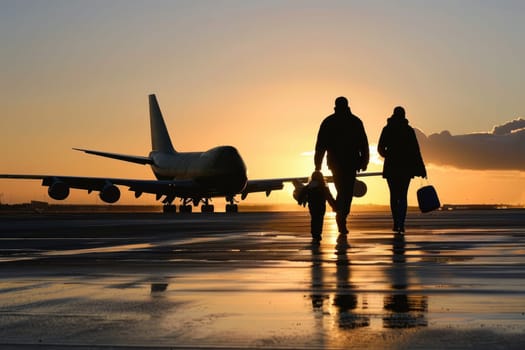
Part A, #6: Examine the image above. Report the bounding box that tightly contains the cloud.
[493,118,525,135]
[415,118,525,171]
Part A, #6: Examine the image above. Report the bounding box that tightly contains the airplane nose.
[215,147,244,169]
[214,146,248,192]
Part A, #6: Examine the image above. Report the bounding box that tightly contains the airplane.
[1,94,381,213]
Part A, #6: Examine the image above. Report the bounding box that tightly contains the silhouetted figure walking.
[314,97,369,238]
[378,106,426,233]
[295,171,336,243]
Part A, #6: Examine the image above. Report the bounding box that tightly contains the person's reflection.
[334,240,369,329]
[310,244,326,310]
[383,233,428,328]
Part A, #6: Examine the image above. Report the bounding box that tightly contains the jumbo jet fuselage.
[149,146,248,196]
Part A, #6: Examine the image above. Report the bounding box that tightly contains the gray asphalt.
[1,209,525,349]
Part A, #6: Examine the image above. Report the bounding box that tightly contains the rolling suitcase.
[417,185,441,213]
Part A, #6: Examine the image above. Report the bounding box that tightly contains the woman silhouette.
[378,106,426,233]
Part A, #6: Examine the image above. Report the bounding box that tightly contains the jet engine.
[99,183,120,203]
[353,179,367,198]
[48,180,70,200]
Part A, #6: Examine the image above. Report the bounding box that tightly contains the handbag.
[417,184,441,213]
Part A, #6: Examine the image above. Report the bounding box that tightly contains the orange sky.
[1,1,524,206]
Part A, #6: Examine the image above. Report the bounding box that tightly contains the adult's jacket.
[315,112,369,172]
[378,116,426,178]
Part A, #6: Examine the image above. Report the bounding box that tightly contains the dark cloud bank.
[415,118,525,171]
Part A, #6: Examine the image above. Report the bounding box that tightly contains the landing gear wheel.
[163,205,177,213]
[201,204,215,213]
[179,205,192,213]
[225,204,238,213]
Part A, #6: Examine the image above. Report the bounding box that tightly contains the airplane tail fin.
[149,94,176,154]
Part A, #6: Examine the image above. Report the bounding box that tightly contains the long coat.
[378,116,426,178]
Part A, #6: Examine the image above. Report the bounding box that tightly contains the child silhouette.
[294,171,336,243]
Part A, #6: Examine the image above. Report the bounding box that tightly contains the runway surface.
[1,209,525,349]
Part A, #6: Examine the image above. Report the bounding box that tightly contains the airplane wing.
[0,171,382,205]
[241,172,383,199]
[0,174,196,204]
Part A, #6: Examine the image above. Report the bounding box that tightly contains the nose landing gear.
[162,204,177,213]
[179,204,192,213]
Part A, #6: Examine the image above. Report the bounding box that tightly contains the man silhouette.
[314,96,369,237]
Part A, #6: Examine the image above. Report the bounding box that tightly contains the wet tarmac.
[1,209,525,349]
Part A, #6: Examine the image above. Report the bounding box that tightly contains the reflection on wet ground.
[1,210,525,349]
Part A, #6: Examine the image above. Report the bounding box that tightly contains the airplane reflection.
[150,283,168,294]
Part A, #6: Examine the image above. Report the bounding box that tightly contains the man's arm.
[314,149,325,171]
